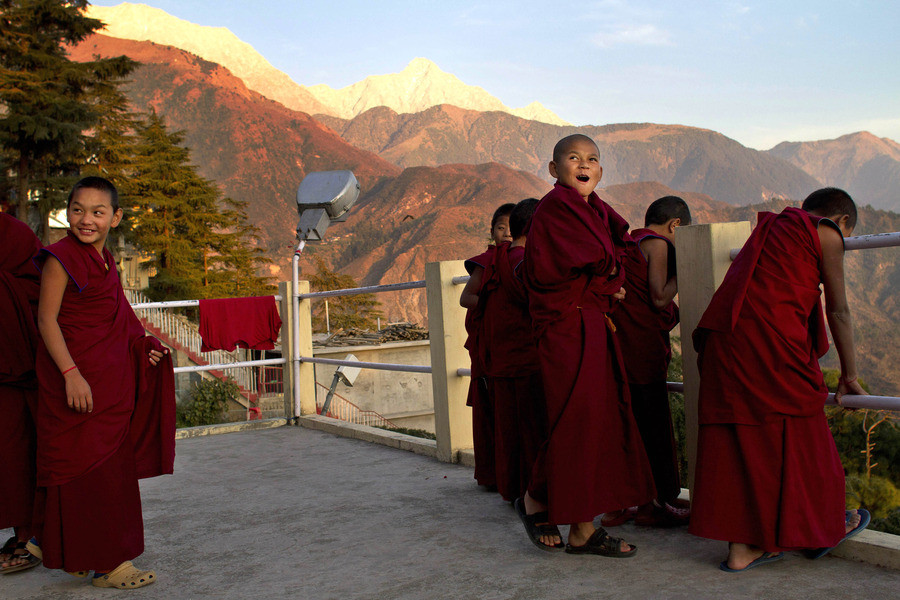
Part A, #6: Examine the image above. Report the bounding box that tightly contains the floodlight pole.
[292,238,306,420]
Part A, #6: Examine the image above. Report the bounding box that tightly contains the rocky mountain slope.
[69,33,900,396]
[316,105,822,206]
[767,132,900,211]
[85,3,567,125]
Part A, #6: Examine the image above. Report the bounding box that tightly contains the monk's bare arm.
[642,238,677,309]
[37,256,93,413]
[459,266,483,309]
[819,224,866,403]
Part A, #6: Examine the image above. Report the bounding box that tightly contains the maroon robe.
[0,214,42,532]
[524,184,655,524]
[481,243,545,501]
[689,208,845,550]
[611,229,682,501]
[463,246,496,487]
[33,233,175,571]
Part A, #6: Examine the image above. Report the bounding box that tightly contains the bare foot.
[523,492,562,548]
[724,542,770,570]
[846,510,862,534]
[568,521,633,553]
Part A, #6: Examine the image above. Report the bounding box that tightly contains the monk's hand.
[64,370,93,413]
[835,376,866,409]
[148,348,167,366]
[613,287,626,302]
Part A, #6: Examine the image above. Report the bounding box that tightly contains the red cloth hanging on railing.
[198,296,282,352]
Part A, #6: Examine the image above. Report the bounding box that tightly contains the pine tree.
[127,111,272,300]
[0,0,136,239]
[307,256,382,332]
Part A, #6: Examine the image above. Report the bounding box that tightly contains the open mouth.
[576,175,590,182]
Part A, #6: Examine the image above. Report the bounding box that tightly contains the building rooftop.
[7,425,899,599]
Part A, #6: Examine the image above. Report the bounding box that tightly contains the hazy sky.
[93,1,899,150]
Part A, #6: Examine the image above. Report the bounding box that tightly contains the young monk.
[479,198,544,502]
[460,203,515,490]
[690,188,869,572]
[31,176,175,588]
[518,134,655,556]
[0,213,43,574]
[606,196,692,528]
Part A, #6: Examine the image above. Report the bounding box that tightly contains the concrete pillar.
[282,278,316,418]
[674,221,751,490]
[426,260,472,463]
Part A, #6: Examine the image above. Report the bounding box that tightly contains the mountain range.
[67,20,900,395]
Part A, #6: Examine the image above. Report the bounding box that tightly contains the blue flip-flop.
[805,509,871,559]
[719,551,784,573]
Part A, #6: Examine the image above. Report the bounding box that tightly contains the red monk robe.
[612,229,682,502]
[689,207,845,551]
[0,214,42,534]
[33,233,175,572]
[463,246,496,487]
[524,184,655,524]
[480,242,546,501]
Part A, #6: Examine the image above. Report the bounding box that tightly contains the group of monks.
[461,134,870,570]
[0,176,174,589]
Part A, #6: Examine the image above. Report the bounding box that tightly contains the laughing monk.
[0,213,43,574]
[690,188,870,572]
[518,134,655,556]
[32,176,175,589]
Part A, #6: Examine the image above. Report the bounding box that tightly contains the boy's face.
[491,215,512,245]
[67,188,123,252]
[549,138,603,201]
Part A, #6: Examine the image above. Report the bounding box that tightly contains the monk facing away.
[30,176,175,589]
[518,134,655,556]
[0,213,43,574]
[690,187,870,572]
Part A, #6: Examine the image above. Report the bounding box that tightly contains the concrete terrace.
[5,424,899,600]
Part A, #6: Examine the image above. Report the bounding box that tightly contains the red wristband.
[62,365,78,375]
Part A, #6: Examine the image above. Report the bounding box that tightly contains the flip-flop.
[0,539,41,575]
[514,497,565,552]
[719,551,784,572]
[565,527,637,558]
[804,509,871,559]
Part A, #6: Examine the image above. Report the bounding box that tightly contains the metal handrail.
[300,356,432,374]
[730,231,900,260]
[300,280,426,300]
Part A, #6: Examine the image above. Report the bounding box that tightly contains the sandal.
[565,527,637,558]
[804,509,871,559]
[514,497,565,551]
[0,537,42,575]
[92,561,156,589]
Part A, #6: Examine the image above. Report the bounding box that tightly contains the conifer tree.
[127,111,272,300]
[0,0,135,238]
[307,255,382,332]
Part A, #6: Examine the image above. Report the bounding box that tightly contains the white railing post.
[674,222,752,491]
[425,260,472,463]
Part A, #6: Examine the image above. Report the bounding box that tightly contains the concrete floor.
[4,425,900,599]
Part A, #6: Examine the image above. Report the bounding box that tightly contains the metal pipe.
[130,295,283,309]
[451,276,470,285]
[826,394,900,411]
[300,279,426,299]
[300,356,432,374]
[730,231,900,260]
[457,367,471,377]
[173,357,285,374]
[292,239,306,419]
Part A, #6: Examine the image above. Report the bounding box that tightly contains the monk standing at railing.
[691,187,870,572]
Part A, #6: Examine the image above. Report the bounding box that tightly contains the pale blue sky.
[93,1,900,150]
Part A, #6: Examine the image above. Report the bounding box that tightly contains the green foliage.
[871,508,900,535]
[826,407,900,483]
[821,368,871,394]
[307,255,382,332]
[176,377,239,427]
[666,337,688,484]
[376,426,436,440]
[845,474,900,520]
[0,0,136,237]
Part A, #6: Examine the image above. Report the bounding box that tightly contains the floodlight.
[296,170,360,241]
[321,354,362,416]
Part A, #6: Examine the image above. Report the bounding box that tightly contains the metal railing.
[315,382,398,428]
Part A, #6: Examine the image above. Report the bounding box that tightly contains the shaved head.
[552,134,599,163]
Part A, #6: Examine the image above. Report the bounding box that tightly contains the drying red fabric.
[0,214,42,531]
[199,296,282,352]
[523,184,655,524]
[689,207,845,550]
